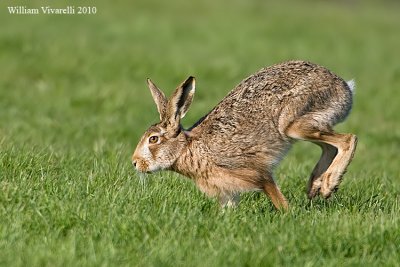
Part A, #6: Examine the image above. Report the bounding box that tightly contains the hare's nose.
[132,160,137,168]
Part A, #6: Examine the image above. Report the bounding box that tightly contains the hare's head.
[132,77,195,173]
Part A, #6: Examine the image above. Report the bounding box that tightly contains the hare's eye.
[148,136,159,144]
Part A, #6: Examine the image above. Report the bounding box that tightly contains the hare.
[132,60,357,210]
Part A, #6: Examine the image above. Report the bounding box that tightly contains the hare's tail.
[347,79,356,94]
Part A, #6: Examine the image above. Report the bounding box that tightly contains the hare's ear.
[147,78,167,120]
[167,76,195,128]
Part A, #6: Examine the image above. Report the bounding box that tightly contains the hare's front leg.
[262,178,289,211]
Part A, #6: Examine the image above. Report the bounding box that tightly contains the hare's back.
[226,60,350,105]
[192,60,352,156]
[217,60,350,121]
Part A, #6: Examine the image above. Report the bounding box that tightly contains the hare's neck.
[171,140,212,180]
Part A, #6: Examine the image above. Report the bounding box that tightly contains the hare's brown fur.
[132,60,357,210]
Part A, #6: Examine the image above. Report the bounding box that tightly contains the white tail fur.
[347,79,356,94]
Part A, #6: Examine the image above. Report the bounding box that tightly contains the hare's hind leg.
[307,143,337,198]
[263,178,289,211]
[286,120,357,199]
[318,133,357,198]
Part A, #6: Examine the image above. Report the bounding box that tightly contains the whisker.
[135,170,148,190]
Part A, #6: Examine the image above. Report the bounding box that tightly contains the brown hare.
[132,60,357,210]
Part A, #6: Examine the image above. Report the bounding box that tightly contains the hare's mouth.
[132,159,150,173]
[134,162,162,174]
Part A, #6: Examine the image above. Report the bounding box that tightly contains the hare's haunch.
[132,60,357,210]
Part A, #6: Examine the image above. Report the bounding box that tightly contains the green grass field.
[1,0,399,266]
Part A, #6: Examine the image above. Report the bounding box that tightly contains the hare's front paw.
[219,193,240,208]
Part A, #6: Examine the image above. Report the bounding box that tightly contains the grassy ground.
[1,0,399,266]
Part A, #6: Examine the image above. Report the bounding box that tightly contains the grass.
[1,0,400,266]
